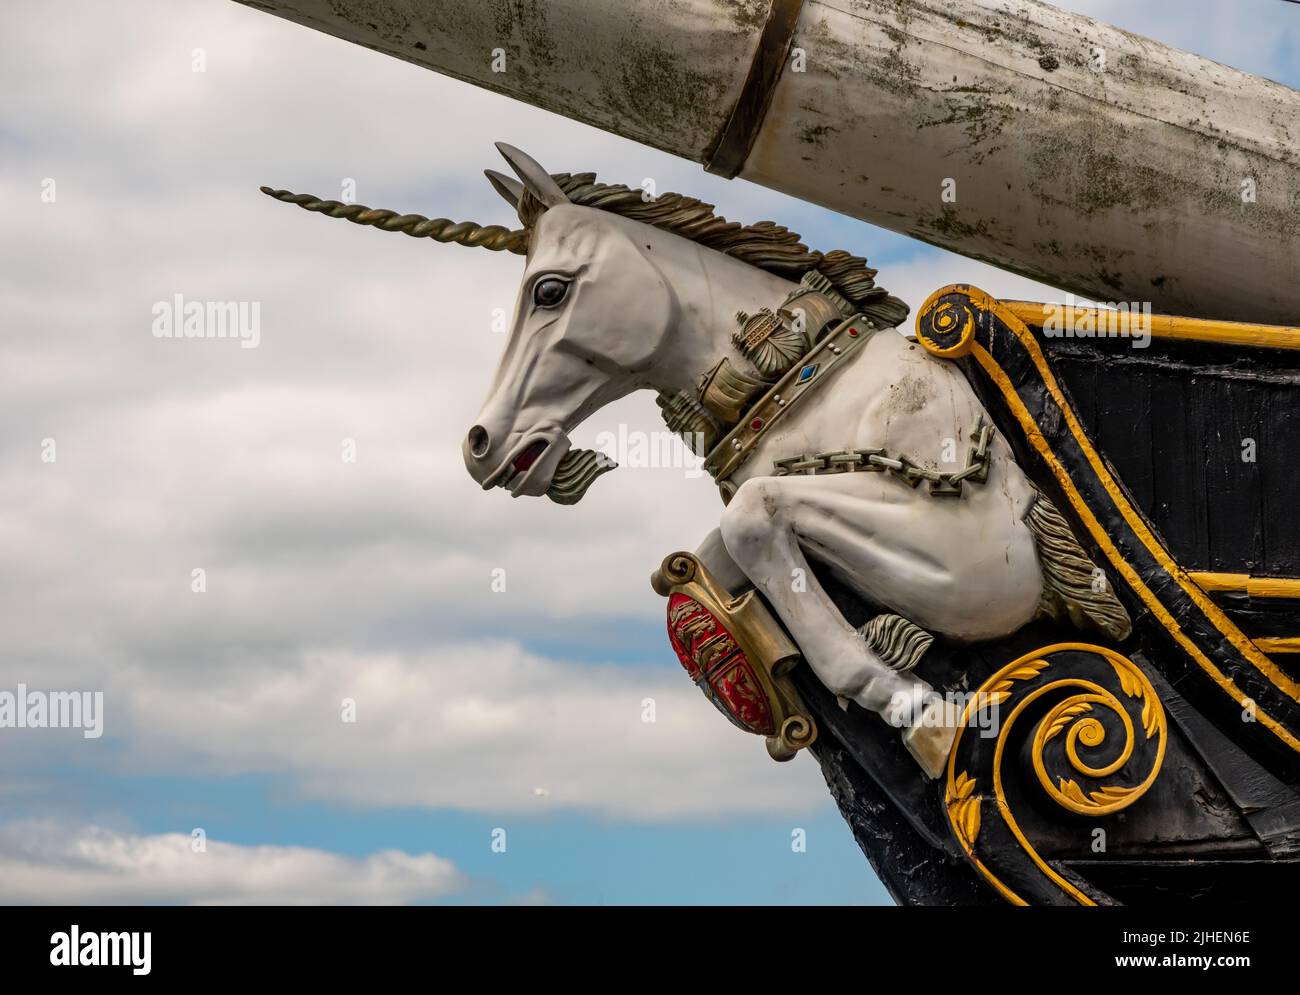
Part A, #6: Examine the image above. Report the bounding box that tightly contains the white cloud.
[0,0,1294,849]
[0,821,464,905]
[0,0,818,828]
[884,252,1065,326]
[109,640,828,820]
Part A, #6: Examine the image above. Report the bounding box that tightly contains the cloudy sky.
[1,0,1296,905]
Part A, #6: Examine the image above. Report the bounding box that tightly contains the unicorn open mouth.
[512,440,548,475]
[493,439,550,491]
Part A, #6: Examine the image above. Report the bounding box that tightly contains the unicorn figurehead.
[261,144,1129,778]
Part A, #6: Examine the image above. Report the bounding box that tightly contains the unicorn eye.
[533,277,570,308]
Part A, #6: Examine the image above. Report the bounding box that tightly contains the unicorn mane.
[520,172,909,330]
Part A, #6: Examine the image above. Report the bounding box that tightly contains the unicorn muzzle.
[464,429,617,505]
[499,434,566,497]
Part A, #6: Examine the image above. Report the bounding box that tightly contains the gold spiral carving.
[660,553,698,586]
[1030,662,1165,816]
[779,713,816,750]
[916,294,977,358]
[944,643,1168,906]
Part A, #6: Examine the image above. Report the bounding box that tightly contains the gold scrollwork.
[916,293,977,358]
[944,643,1168,906]
[917,285,1300,755]
[947,771,981,848]
[1030,656,1166,817]
[780,713,815,749]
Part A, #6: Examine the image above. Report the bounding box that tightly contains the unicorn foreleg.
[717,477,935,723]
[691,528,753,596]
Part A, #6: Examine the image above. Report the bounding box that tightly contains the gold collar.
[703,315,877,496]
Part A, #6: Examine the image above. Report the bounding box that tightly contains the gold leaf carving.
[1141,694,1159,739]
[948,772,981,847]
[1045,701,1092,742]
[960,798,981,845]
[988,659,1051,697]
[1117,664,1140,699]
[954,771,976,800]
[1088,784,1140,805]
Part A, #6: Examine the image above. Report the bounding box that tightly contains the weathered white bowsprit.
[235,0,1300,325]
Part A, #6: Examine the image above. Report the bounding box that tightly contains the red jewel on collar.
[750,417,763,430]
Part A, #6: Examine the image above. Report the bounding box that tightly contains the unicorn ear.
[495,142,567,208]
[484,169,525,208]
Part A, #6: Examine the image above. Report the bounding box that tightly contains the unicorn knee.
[693,528,749,595]
[719,478,786,563]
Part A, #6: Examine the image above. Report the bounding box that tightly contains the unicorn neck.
[651,245,800,397]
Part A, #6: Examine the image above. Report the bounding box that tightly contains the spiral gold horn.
[258,186,529,254]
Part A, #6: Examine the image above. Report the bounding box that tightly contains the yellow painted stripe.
[1001,300,1300,351]
[916,283,1300,756]
[1190,572,1300,599]
[1190,572,1253,593]
[980,296,1300,699]
[1257,638,1300,654]
[1186,575,1300,656]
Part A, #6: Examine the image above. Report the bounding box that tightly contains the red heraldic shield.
[666,593,775,735]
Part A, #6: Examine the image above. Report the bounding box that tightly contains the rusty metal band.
[703,0,806,179]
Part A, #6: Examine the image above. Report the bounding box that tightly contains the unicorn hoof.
[901,698,962,779]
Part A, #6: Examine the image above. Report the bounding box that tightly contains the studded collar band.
[656,275,869,460]
[703,315,876,491]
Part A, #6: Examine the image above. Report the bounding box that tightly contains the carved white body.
[463,145,1047,773]
[716,328,1042,712]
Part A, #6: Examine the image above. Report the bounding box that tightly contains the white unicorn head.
[260,143,908,504]
[463,143,908,502]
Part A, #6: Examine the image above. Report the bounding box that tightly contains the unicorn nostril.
[468,425,491,459]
